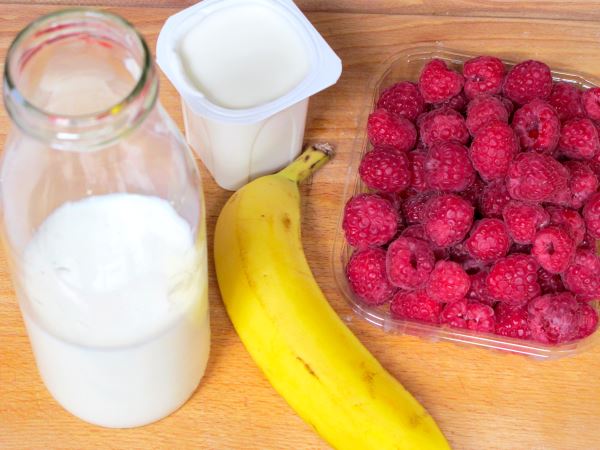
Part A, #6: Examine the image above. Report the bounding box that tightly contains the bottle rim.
[2,8,158,149]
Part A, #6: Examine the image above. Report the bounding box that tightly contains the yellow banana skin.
[214,145,450,450]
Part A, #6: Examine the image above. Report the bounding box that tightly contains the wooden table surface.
[2,2,600,449]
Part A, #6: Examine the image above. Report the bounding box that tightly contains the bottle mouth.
[3,8,158,150]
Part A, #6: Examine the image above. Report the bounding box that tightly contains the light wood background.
[2,2,600,449]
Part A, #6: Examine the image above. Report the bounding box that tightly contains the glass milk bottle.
[1,9,210,428]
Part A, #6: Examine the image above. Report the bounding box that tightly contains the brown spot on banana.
[296,356,319,379]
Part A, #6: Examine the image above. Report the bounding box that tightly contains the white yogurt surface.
[178,3,310,109]
[18,193,209,427]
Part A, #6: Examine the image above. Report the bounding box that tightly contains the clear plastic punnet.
[333,45,600,360]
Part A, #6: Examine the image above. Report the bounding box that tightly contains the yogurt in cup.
[156,0,342,190]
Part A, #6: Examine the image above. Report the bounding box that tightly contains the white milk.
[178,3,309,110]
[17,193,209,428]
[156,0,342,191]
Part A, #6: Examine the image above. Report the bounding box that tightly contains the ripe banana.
[214,144,449,450]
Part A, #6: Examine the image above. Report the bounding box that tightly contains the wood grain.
[2,3,600,450]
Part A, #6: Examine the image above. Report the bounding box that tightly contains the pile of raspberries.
[343,56,600,344]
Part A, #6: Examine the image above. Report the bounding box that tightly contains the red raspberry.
[506,152,569,203]
[401,191,433,225]
[376,81,425,123]
[469,120,519,182]
[537,267,565,294]
[532,226,575,274]
[494,304,531,339]
[547,82,584,122]
[503,60,553,105]
[499,96,515,116]
[426,260,470,303]
[424,141,474,192]
[581,87,600,121]
[386,236,435,290]
[418,108,469,148]
[467,269,496,306]
[440,299,496,332]
[528,292,580,343]
[576,302,599,339]
[589,157,600,179]
[582,192,600,239]
[343,194,399,248]
[459,176,485,207]
[423,194,474,248]
[502,200,550,244]
[479,180,512,218]
[401,224,427,240]
[448,240,471,263]
[367,108,417,152]
[486,254,540,305]
[511,99,560,154]
[359,147,411,193]
[432,91,468,113]
[564,161,598,210]
[418,59,464,104]
[390,290,441,324]
[376,191,402,211]
[346,247,397,305]
[558,118,600,160]
[465,219,511,262]
[562,248,600,298]
[546,206,585,246]
[407,150,428,192]
[463,56,505,100]
[465,95,509,136]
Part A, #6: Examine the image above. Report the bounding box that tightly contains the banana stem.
[278,143,334,184]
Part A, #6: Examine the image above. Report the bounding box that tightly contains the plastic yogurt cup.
[156,0,342,190]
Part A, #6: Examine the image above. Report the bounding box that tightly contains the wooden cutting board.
[1,3,600,449]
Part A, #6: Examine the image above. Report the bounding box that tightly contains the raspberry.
[346,248,397,305]
[467,269,496,306]
[545,206,586,246]
[343,193,399,248]
[376,81,425,123]
[576,302,599,339]
[502,200,550,245]
[459,176,485,207]
[465,95,509,136]
[386,236,435,290]
[503,60,553,105]
[464,302,496,332]
[465,219,511,262]
[499,96,515,116]
[537,267,565,294]
[367,109,417,152]
[528,292,580,344]
[562,248,600,298]
[426,260,470,303]
[423,194,474,248]
[532,226,575,274]
[582,192,600,239]
[376,192,402,211]
[564,161,598,210]
[469,120,518,182]
[424,141,474,192]
[558,118,600,160]
[401,191,433,225]
[407,150,428,192]
[495,304,531,339]
[506,152,569,203]
[390,290,441,324]
[418,108,469,148]
[359,147,411,193]
[511,99,560,154]
[486,254,540,305]
[448,240,471,263]
[401,224,427,240]
[418,59,464,104]
[440,299,495,332]
[432,91,468,113]
[463,56,505,99]
[479,180,512,218]
[581,87,600,121]
[547,82,584,122]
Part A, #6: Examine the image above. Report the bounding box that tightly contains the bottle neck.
[3,8,158,151]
